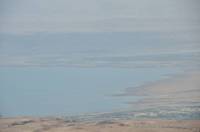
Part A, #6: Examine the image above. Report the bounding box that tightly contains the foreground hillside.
[1,117,200,132]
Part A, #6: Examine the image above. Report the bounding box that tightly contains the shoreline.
[126,71,200,110]
[1,71,200,131]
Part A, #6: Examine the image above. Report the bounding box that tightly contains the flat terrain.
[0,117,200,132]
[122,71,200,111]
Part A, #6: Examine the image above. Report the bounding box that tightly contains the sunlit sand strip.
[121,71,200,110]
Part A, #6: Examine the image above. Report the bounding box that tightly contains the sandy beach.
[125,71,200,110]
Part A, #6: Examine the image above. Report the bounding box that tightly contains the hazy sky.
[0,0,200,34]
[0,0,200,69]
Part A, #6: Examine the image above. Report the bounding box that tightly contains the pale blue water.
[0,67,178,117]
[1,0,200,118]
[0,32,198,117]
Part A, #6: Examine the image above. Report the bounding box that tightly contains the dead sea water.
[0,67,178,117]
